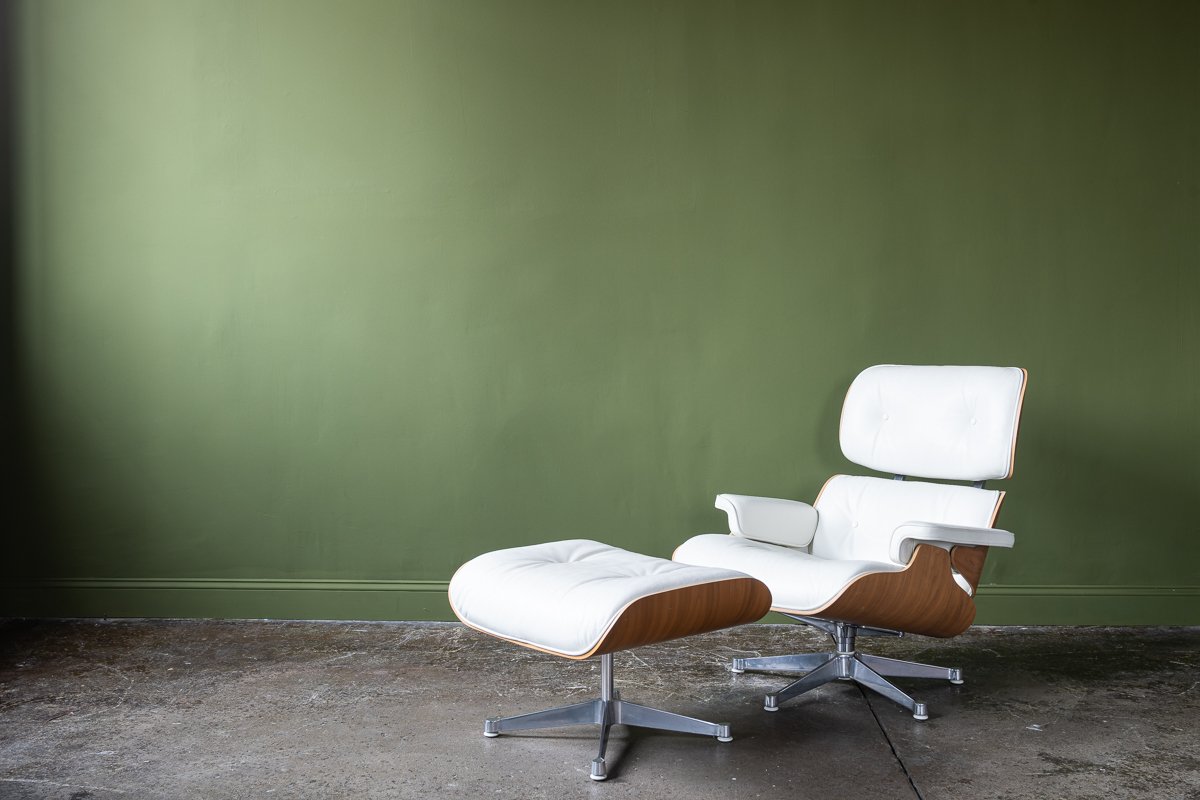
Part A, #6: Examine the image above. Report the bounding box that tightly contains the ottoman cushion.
[449,539,771,659]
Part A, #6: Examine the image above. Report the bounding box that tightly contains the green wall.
[6,0,1198,623]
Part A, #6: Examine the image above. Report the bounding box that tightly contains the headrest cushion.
[839,365,1027,481]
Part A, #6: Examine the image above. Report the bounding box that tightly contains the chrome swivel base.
[483,652,732,781]
[732,617,962,720]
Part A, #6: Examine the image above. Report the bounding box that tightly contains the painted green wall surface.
[5,0,1199,623]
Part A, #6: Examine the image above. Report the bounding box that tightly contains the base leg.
[732,652,835,674]
[850,659,928,720]
[764,656,843,710]
[858,653,963,684]
[591,700,613,781]
[616,700,732,740]
[484,699,600,736]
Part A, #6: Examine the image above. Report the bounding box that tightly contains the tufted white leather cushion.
[812,475,1003,564]
[840,365,1027,481]
[449,540,758,658]
[674,534,903,613]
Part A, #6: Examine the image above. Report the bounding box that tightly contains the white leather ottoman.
[449,539,771,781]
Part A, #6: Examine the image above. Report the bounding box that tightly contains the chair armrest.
[715,494,819,548]
[889,522,1015,565]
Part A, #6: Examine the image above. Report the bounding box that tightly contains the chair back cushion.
[840,365,1027,481]
[812,475,1003,564]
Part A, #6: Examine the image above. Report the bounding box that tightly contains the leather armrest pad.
[890,522,1014,565]
[715,494,819,549]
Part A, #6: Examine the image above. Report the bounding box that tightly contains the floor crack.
[860,686,925,800]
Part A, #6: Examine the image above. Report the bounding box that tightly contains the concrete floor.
[0,621,1196,799]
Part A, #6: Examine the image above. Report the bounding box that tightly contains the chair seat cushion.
[673,534,903,614]
[450,539,769,658]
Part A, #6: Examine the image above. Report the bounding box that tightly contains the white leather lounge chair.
[673,364,1027,719]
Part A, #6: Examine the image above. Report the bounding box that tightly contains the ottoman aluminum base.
[484,652,731,781]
